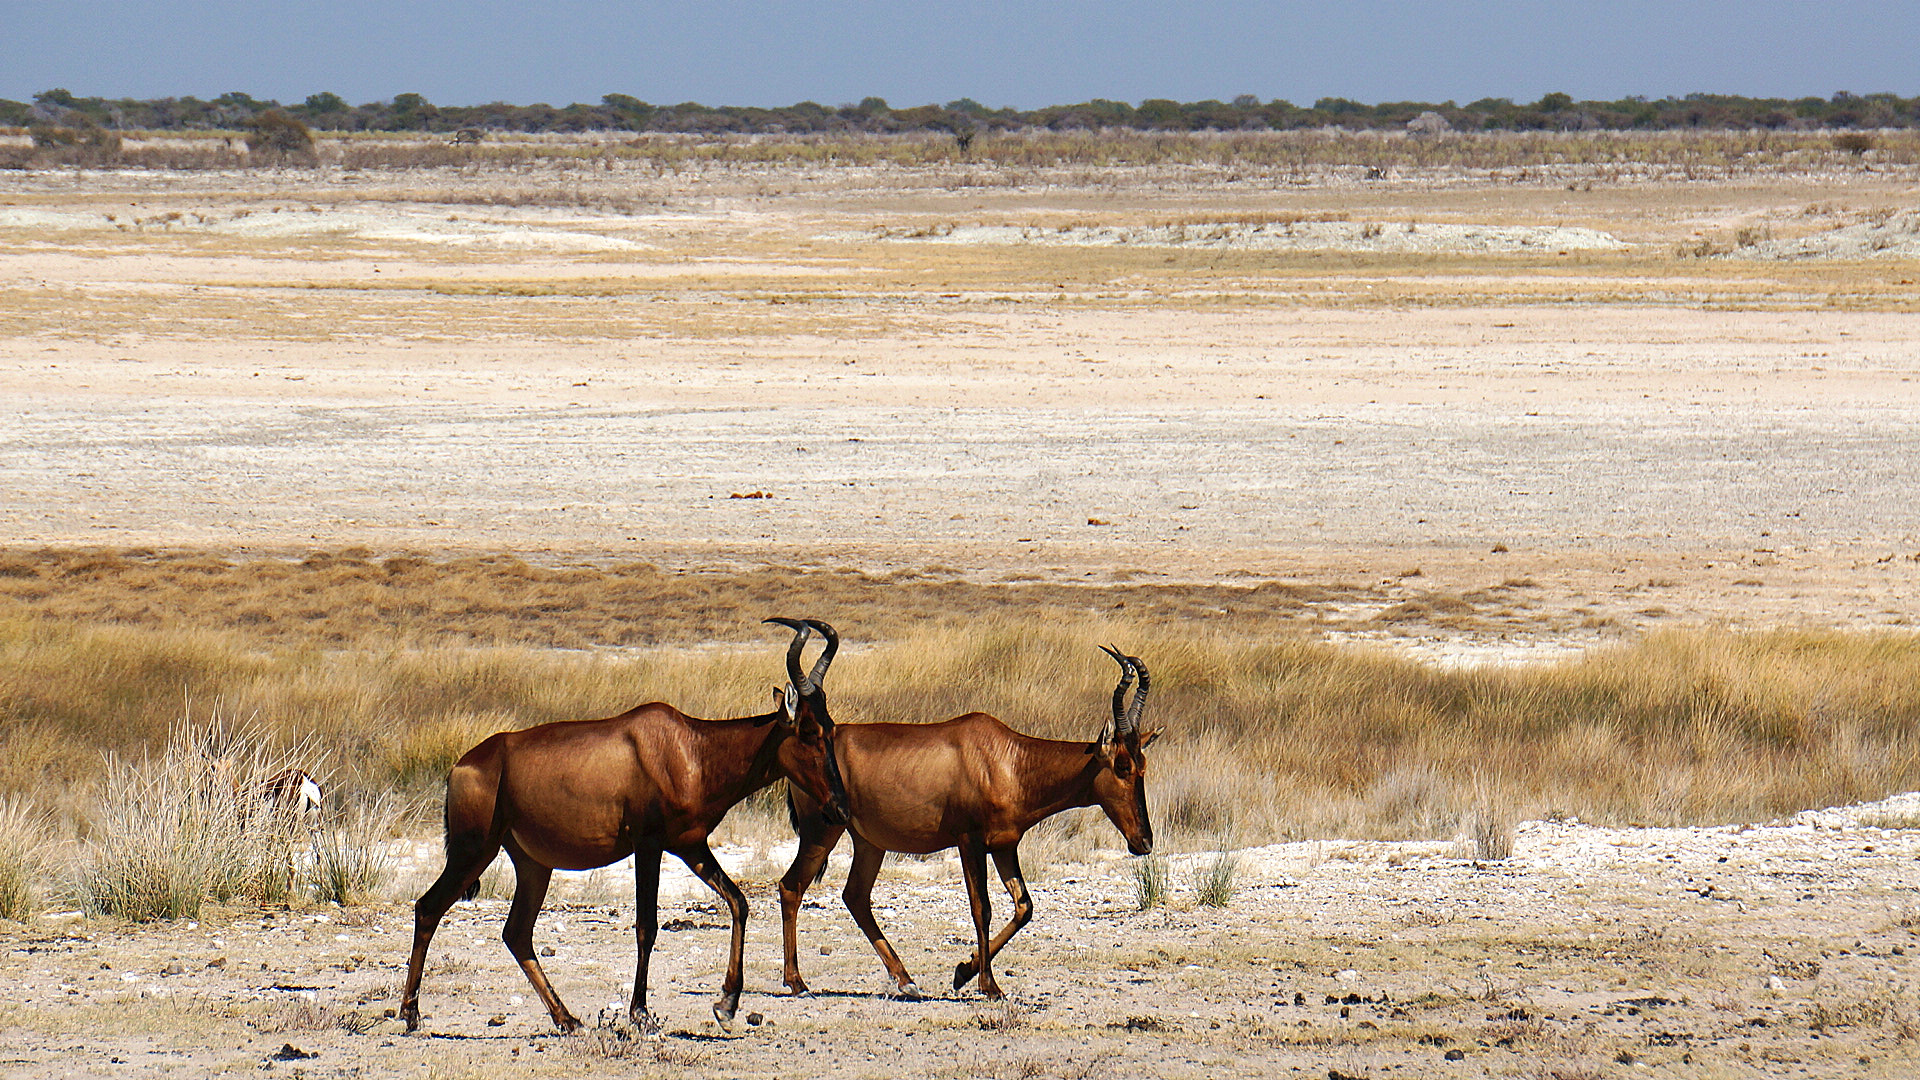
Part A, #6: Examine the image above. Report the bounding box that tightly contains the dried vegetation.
[6,127,1920,176]
[3,548,1919,873]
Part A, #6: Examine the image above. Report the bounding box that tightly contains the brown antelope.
[400,618,850,1035]
[779,646,1158,1000]
[255,767,324,829]
[197,730,323,833]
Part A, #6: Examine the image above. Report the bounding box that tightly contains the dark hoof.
[712,996,739,1030]
[953,962,977,991]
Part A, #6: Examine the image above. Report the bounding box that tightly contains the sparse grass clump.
[1460,803,1516,862]
[310,792,400,905]
[77,717,326,920]
[1194,850,1240,907]
[1132,853,1167,910]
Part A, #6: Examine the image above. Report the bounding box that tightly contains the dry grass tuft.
[76,714,326,919]
[1193,850,1240,907]
[310,791,401,905]
[1131,854,1168,910]
[1460,802,1516,862]
[973,998,1034,1031]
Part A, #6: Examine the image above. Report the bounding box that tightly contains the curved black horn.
[764,617,815,694]
[1099,644,1134,742]
[802,619,839,690]
[1121,654,1149,737]
[1099,645,1134,733]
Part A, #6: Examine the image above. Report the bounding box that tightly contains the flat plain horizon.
[7,1,1917,113]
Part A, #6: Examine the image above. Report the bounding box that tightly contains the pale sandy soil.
[4,164,1920,655]
[5,794,1920,1078]
[4,157,1920,1076]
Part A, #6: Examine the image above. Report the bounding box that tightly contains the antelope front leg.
[676,842,749,1028]
[953,846,1033,992]
[778,828,843,995]
[954,835,1001,998]
[625,847,664,1034]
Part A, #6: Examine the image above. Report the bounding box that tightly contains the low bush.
[245,109,316,164]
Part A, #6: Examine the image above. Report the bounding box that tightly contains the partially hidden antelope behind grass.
[400,618,850,1035]
[198,725,325,836]
[779,646,1158,1000]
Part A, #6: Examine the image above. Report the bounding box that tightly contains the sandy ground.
[5,794,1920,1078]
[4,157,1920,1076]
[5,168,1920,649]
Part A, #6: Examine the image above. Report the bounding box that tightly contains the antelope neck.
[1009,736,1106,825]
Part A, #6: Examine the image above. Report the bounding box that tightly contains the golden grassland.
[3,548,1918,854]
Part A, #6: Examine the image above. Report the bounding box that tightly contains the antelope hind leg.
[501,852,581,1033]
[400,833,499,1033]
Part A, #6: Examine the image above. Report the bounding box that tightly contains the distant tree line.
[7,87,1920,136]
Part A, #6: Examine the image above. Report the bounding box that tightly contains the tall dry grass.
[75,715,328,919]
[7,606,1920,856]
[310,792,400,906]
[0,796,52,919]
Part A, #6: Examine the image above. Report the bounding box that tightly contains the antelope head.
[765,617,850,825]
[1092,645,1160,855]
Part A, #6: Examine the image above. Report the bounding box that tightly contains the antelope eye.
[1112,756,1133,778]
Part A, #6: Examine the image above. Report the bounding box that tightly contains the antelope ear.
[776,684,799,726]
[1137,728,1162,750]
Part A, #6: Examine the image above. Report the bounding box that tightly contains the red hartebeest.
[779,646,1158,1000]
[400,618,850,1035]
[255,767,324,828]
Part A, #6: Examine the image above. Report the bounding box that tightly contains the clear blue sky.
[5,1,1914,109]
